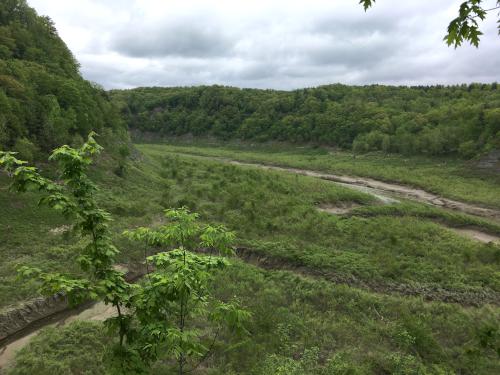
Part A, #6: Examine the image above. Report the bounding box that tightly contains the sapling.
[124,208,250,374]
[0,133,135,370]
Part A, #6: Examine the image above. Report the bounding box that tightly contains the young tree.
[0,132,135,371]
[124,208,250,374]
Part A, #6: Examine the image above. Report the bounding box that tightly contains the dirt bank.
[0,265,142,360]
[233,247,500,307]
[0,302,117,371]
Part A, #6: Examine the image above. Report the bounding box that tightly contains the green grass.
[138,145,500,294]
[3,142,500,374]
[8,262,500,374]
[1,144,499,309]
[139,141,500,209]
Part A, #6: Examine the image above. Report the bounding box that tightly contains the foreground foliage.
[8,262,500,374]
[360,0,500,48]
[124,208,249,374]
[0,133,133,361]
[1,139,249,374]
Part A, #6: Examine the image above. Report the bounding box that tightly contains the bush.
[458,140,477,159]
[13,138,39,162]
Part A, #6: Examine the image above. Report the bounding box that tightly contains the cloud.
[110,15,234,58]
[28,0,500,89]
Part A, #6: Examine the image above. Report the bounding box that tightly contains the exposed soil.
[222,159,500,220]
[49,225,71,235]
[448,228,500,244]
[0,264,144,370]
[317,203,362,215]
[0,302,117,371]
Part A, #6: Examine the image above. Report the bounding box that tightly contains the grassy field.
[2,142,500,374]
[8,262,500,374]
[1,143,499,309]
[140,140,500,209]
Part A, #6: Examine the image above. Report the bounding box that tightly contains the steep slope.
[0,0,126,159]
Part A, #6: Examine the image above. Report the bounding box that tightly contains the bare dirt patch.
[317,203,361,215]
[49,225,71,235]
[0,302,119,371]
[448,228,500,244]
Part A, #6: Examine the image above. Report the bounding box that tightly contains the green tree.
[0,133,135,372]
[359,0,500,47]
[124,208,250,374]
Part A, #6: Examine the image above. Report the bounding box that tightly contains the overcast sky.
[29,0,500,90]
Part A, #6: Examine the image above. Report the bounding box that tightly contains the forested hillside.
[0,0,125,160]
[112,84,500,158]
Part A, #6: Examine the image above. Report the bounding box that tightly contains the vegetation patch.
[142,142,500,208]
[7,263,500,374]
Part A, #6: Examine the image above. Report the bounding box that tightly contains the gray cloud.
[28,0,500,89]
[111,23,233,58]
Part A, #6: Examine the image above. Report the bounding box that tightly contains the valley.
[1,142,499,374]
[0,1,499,373]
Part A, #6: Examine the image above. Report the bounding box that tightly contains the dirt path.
[0,302,116,371]
[315,205,500,244]
[223,160,500,220]
[448,228,500,244]
[168,151,500,220]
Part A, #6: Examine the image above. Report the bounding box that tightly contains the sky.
[29,0,500,90]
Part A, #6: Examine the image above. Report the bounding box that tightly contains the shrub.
[13,137,38,162]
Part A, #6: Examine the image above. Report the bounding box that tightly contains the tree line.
[112,84,500,159]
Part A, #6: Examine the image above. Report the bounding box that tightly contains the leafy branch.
[125,208,250,374]
[1,133,134,370]
[359,0,500,47]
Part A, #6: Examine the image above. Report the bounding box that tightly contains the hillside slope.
[111,84,500,159]
[0,0,126,159]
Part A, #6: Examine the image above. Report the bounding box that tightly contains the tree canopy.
[112,84,500,159]
[0,0,126,158]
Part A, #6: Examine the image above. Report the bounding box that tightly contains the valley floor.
[144,140,500,209]
[1,142,499,374]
